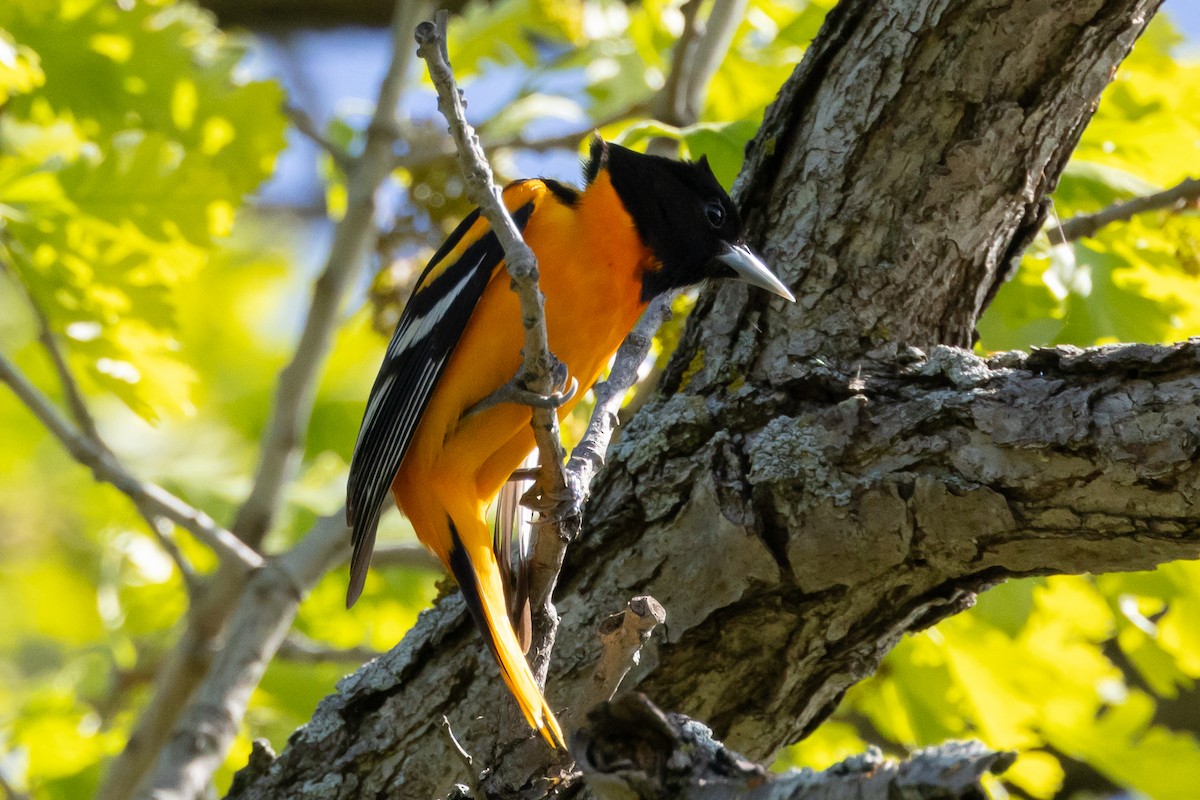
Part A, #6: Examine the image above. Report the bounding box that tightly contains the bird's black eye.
[704,201,725,229]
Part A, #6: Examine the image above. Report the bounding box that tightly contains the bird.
[345,136,794,748]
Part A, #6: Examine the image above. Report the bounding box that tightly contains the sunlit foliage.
[1,1,1198,798]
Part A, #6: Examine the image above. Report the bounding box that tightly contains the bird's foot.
[462,375,578,420]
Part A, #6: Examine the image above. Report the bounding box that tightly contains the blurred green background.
[1,1,1199,798]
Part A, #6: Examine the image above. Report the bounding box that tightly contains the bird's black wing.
[345,198,536,607]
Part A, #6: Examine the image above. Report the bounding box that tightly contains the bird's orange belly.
[391,246,647,553]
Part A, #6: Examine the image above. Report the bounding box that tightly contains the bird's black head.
[586,137,793,303]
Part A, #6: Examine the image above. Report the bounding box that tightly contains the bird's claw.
[463,375,578,420]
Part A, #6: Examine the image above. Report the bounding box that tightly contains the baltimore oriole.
[346,137,793,748]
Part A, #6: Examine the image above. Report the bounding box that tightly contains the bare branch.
[138,513,349,800]
[648,0,747,157]
[655,0,705,128]
[682,0,748,122]
[371,542,443,572]
[4,270,201,591]
[657,0,747,128]
[10,271,102,441]
[1048,176,1200,244]
[277,633,382,664]
[0,351,263,573]
[284,103,354,173]
[231,0,427,549]
[565,292,676,507]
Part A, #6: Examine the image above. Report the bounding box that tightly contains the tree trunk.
[225,0,1192,797]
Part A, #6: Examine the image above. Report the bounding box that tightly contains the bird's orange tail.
[448,522,565,748]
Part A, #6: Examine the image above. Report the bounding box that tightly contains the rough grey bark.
[574,694,1013,800]
[225,0,1190,798]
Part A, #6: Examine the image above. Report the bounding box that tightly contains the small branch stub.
[586,596,666,709]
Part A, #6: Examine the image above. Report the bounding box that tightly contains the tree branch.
[7,272,200,592]
[654,0,705,128]
[575,694,1013,800]
[1047,176,1200,244]
[579,597,665,713]
[231,0,425,549]
[0,351,263,573]
[98,4,431,798]
[277,634,383,664]
[677,0,747,124]
[137,513,349,800]
[283,103,354,174]
[563,292,675,511]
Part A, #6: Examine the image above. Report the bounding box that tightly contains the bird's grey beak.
[716,242,795,302]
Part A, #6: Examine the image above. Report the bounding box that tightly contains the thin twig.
[441,716,487,800]
[137,514,200,596]
[284,104,354,173]
[13,275,102,442]
[0,350,263,573]
[1048,176,1200,244]
[277,634,383,664]
[564,292,676,507]
[415,13,572,693]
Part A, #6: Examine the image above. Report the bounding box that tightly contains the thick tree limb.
[576,694,1013,800]
[223,1,1177,797]
[227,340,1200,799]
[137,513,349,800]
